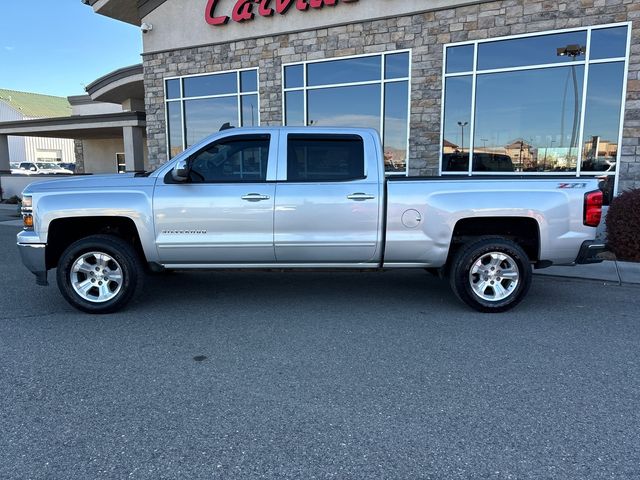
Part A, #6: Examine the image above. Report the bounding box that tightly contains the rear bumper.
[16,242,48,286]
[575,241,606,264]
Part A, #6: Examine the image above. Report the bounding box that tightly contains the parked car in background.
[59,162,76,173]
[13,162,73,175]
[443,152,515,172]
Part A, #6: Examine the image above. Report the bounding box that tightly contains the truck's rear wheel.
[56,235,144,314]
[449,237,531,313]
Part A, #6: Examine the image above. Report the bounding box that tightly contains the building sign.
[205,0,359,26]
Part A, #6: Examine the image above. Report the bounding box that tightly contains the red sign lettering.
[206,0,359,26]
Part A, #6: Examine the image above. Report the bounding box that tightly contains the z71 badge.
[557,182,588,189]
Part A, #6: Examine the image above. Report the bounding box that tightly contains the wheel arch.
[447,216,541,265]
[46,216,147,270]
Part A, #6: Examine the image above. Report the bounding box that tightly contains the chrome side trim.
[383,262,433,268]
[274,242,377,247]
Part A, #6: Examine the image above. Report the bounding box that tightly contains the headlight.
[22,195,33,230]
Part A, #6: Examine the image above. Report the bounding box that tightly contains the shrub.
[606,188,640,262]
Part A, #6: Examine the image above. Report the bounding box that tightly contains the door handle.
[241,193,271,201]
[347,193,375,201]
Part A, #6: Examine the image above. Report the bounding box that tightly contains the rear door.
[274,132,382,264]
[153,132,278,264]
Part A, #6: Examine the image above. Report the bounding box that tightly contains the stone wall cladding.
[73,140,85,174]
[143,0,639,187]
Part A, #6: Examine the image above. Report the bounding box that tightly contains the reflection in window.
[446,45,474,74]
[189,136,269,183]
[474,66,584,172]
[590,26,628,60]
[287,135,364,182]
[307,56,381,86]
[284,64,303,89]
[384,81,409,173]
[167,101,183,158]
[477,31,587,70]
[581,62,624,172]
[166,79,180,99]
[307,84,381,129]
[164,69,259,157]
[283,51,411,174]
[240,70,257,93]
[385,52,411,79]
[442,24,629,181]
[241,95,259,127]
[285,91,304,126]
[185,96,238,148]
[442,76,472,172]
[183,72,237,97]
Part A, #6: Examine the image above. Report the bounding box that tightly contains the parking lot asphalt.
[1,225,639,479]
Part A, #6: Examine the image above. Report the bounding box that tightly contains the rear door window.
[286,135,365,182]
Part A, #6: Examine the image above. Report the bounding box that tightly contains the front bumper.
[575,241,606,264]
[16,242,48,286]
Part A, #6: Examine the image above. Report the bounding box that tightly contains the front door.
[154,133,277,264]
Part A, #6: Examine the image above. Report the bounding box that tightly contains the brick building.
[87,0,639,202]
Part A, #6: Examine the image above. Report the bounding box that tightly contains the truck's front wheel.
[449,237,531,313]
[56,235,144,314]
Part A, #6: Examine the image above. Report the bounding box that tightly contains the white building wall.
[24,136,76,163]
[0,100,26,164]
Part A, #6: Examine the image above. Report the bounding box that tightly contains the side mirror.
[171,159,189,182]
[29,167,37,171]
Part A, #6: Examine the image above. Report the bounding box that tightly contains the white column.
[122,126,145,172]
[0,134,10,173]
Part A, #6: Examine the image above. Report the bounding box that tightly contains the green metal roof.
[0,89,72,119]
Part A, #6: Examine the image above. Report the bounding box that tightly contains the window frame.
[164,68,260,158]
[281,50,412,176]
[440,22,631,197]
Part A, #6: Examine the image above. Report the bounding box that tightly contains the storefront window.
[474,66,585,173]
[283,51,411,174]
[442,76,472,172]
[441,24,630,203]
[164,68,259,157]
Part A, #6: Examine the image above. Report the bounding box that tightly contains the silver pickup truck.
[17,127,605,314]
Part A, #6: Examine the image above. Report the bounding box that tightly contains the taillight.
[584,190,603,227]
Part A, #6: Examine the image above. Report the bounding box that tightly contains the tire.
[449,237,532,313]
[56,234,144,314]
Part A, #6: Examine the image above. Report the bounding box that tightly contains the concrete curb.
[534,260,640,285]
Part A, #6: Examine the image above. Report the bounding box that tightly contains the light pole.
[458,121,468,153]
[543,140,556,171]
[557,44,585,166]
